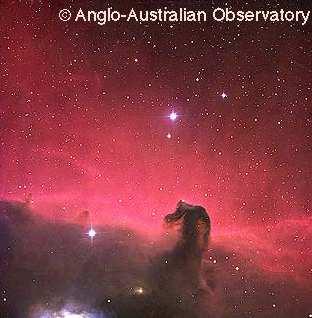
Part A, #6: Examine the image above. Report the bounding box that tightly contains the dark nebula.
[1,200,216,317]
[0,0,311,317]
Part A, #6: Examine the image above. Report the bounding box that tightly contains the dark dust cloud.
[1,200,218,318]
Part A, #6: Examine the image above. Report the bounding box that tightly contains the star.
[169,111,177,121]
[134,286,144,295]
[166,133,172,139]
[61,310,85,317]
[88,228,96,239]
[221,92,227,98]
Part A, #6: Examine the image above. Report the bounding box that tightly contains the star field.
[0,0,312,317]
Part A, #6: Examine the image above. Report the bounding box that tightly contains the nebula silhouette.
[0,200,219,318]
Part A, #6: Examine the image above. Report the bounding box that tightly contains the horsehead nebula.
[0,0,311,317]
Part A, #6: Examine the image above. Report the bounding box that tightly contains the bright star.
[169,111,177,121]
[134,286,144,295]
[166,133,172,139]
[40,309,92,317]
[88,228,96,239]
[61,310,85,317]
[221,92,227,99]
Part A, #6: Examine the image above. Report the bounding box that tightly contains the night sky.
[0,0,312,317]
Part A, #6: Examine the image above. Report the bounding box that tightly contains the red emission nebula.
[0,1,312,318]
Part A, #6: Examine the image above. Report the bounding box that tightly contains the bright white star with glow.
[169,111,177,121]
[88,228,96,239]
[221,92,227,99]
[61,310,86,317]
[37,307,101,318]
